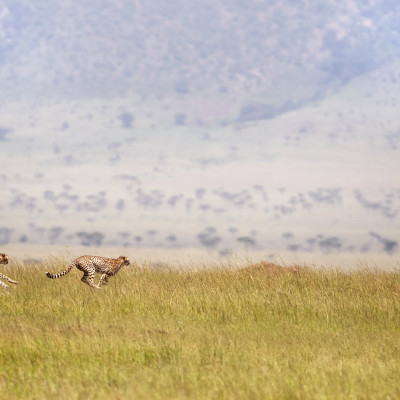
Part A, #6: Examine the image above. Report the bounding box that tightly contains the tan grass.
[1,259,400,399]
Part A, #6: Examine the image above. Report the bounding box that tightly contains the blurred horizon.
[0,1,399,256]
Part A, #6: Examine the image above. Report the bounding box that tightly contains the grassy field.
[1,259,400,399]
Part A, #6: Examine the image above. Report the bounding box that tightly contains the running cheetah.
[0,253,19,289]
[45,255,130,289]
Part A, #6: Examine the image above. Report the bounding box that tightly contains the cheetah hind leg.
[0,273,19,285]
[81,271,101,289]
[98,274,109,287]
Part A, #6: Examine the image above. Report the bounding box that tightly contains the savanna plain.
[1,258,400,400]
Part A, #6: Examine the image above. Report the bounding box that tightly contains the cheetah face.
[0,253,9,265]
[119,256,130,266]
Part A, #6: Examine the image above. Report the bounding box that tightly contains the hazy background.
[0,0,399,261]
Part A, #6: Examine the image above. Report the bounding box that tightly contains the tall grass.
[1,260,400,399]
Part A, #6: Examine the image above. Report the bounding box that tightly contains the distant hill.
[0,60,399,252]
[1,1,400,123]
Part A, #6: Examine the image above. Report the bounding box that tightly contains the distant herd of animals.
[0,253,130,289]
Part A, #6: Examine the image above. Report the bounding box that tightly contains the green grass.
[1,260,400,399]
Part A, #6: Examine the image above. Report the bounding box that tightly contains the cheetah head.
[119,256,130,266]
[0,253,9,265]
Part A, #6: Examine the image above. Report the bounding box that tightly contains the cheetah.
[45,255,130,289]
[0,253,19,289]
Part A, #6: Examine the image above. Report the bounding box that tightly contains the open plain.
[1,254,400,399]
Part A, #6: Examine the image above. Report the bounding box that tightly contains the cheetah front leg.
[81,271,101,289]
[0,280,9,288]
[98,274,109,287]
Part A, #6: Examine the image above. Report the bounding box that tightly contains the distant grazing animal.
[0,253,19,289]
[45,255,130,289]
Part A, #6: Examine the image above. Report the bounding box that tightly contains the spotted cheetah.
[0,253,19,289]
[45,255,130,289]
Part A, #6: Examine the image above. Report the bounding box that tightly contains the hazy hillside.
[0,1,399,255]
[1,1,400,123]
[0,60,399,254]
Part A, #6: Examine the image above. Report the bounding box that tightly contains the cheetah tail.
[46,263,75,279]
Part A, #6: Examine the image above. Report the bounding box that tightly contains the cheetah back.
[75,255,129,275]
